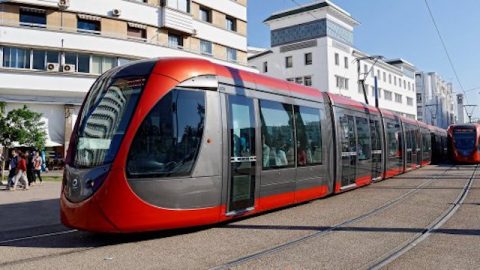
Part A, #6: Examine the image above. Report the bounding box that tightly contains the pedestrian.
[26,151,35,186]
[7,149,18,188]
[33,151,43,184]
[11,151,28,191]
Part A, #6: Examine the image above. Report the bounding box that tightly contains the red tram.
[448,124,480,163]
[61,58,447,232]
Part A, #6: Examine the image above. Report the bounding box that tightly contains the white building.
[0,0,250,159]
[456,93,465,124]
[415,72,456,128]
[248,0,417,119]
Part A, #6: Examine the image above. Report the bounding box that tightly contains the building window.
[226,16,237,31]
[77,17,101,34]
[91,55,116,74]
[64,52,90,73]
[384,90,392,101]
[377,70,380,78]
[305,53,312,65]
[394,76,397,86]
[285,56,292,68]
[417,93,422,103]
[344,56,348,69]
[168,33,184,49]
[167,0,190,13]
[404,80,407,89]
[389,74,392,84]
[286,78,294,82]
[2,47,30,69]
[199,6,212,23]
[19,8,46,27]
[32,50,46,70]
[364,64,368,75]
[399,79,402,88]
[407,97,413,106]
[334,53,339,66]
[200,39,212,55]
[395,93,402,103]
[295,77,303,84]
[408,82,411,91]
[227,47,237,62]
[383,72,386,82]
[127,25,147,40]
[263,62,268,73]
[304,76,312,86]
[335,75,349,90]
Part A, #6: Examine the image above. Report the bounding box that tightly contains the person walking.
[33,152,43,184]
[7,149,18,188]
[11,152,29,191]
[26,151,35,186]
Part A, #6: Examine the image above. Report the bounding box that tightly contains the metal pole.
[374,76,379,108]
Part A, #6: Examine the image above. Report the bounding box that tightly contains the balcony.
[161,7,194,34]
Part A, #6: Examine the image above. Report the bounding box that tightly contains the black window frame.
[19,8,46,28]
[285,56,293,68]
[199,6,212,23]
[305,52,312,65]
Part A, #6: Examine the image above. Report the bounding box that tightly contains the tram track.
[364,164,479,270]
[0,165,467,269]
[210,165,457,270]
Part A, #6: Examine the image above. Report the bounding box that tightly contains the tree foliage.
[0,102,47,150]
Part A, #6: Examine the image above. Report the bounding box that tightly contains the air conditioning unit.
[112,9,121,17]
[63,64,75,73]
[47,63,60,72]
[58,0,70,9]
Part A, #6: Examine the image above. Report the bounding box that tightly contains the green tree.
[0,103,47,184]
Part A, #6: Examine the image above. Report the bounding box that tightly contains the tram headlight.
[64,165,110,203]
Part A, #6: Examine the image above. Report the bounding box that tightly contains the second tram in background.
[448,124,480,163]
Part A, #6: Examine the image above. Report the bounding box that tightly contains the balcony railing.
[0,18,246,65]
[162,7,194,34]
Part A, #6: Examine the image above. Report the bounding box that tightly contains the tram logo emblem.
[72,178,79,189]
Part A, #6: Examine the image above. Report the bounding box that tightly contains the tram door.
[370,117,383,181]
[339,114,357,187]
[227,95,256,213]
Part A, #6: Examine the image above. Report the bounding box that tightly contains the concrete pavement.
[1,165,479,270]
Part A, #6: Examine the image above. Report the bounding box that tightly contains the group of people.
[6,149,43,191]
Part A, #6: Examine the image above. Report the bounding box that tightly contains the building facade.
[248,0,417,119]
[456,94,465,124]
[415,72,456,128]
[0,0,249,160]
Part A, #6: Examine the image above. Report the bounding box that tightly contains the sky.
[247,0,480,119]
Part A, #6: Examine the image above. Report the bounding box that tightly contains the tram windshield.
[74,76,146,168]
[453,128,476,151]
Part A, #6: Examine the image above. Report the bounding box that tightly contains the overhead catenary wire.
[423,0,473,110]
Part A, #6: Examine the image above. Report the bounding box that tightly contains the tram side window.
[260,100,295,169]
[127,89,206,178]
[295,106,322,166]
[386,121,400,158]
[339,114,356,154]
[370,119,382,151]
[355,116,371,160]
